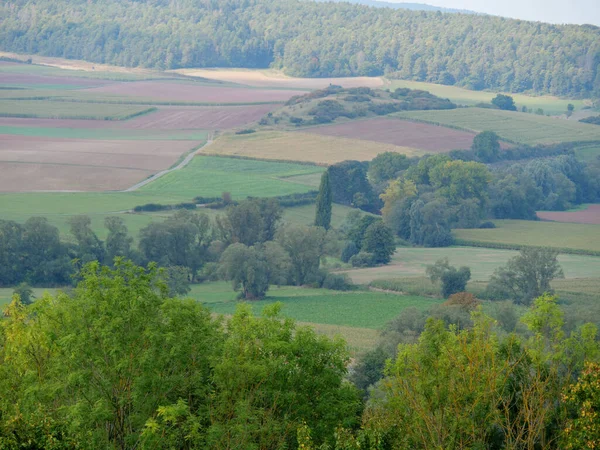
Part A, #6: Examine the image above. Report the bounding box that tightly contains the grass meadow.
[343,246,600,284]
[454,220,600,253]
[0,100,155,120]
[385,79,589,115]
[393,108,600,145]
[139,155,323,199]
[189,281,441,329]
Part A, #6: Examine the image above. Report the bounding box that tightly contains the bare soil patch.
[174,68,385,89]
[537,205,600,225]
[303,117,479,152]
[84,81,303,103]
[0,162,154,192]
[0,135,199,191]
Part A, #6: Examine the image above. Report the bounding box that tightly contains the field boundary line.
[123,138,213,192]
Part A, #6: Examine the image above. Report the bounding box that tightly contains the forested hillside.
[1,0,599,97]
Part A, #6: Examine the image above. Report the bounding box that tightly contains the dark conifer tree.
[315,171,333,230]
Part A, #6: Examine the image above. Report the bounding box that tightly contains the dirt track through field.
[124,138,213,192]
[537,205,600,224]
[303,117,479,152]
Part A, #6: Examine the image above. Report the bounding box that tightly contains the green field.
[343,246,600,284]
[139,156,324,199]
[0,125,208,141]
[0,287,60,307]
[188,282,441,329]
[0,99,155,120]
[454,220,600,253]
[386,79,588,115]
[393,108,600,145]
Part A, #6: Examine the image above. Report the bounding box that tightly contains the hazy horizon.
[390,0,600,26]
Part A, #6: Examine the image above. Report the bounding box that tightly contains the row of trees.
[1,0,599,96]
[1,261,598,448]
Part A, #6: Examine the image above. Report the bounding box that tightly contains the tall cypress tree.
[315,171,333,230]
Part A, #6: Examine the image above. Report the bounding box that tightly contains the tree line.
[1,0,599,96]
[328,134,600,248]
[1,260,599,448]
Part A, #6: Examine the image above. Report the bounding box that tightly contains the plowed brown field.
[0,69,114,87]
[0,105,276,130]
[537,205,600,224]
[303,117,479,152]
[0,135,199,191]
[84,81,304,103]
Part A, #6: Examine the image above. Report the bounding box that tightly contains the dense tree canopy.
[1,0,599,96]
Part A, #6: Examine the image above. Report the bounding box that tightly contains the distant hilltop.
[315,0,480,14]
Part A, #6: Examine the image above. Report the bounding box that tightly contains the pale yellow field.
[173,68,385,89]
[0,51,160,77]
[203,131,422,164]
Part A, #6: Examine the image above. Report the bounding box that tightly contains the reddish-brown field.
[303,117,480,152]
[0,70,113,88]
[537,205,600,224]
[121,105,277,129]
[84,81,304,103]
[0,105,276,130]
[0,135,199,191]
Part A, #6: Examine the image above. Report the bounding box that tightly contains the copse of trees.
[1,0,599,96]
[491,93,518,111]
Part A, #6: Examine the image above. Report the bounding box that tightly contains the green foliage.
[314,171,333,230]
[1,0,599,96]
[12,282,34,306]
[369,152,411,185]
[562,362,600,449]
[472,130,501,162]
[426,258,472,298]
[227,198,283,246]
[0,260,222,448]
[491,93,517,111]
[104,216,134,264]
[219,242,290,299]
[328,161,379,213]
[361,221,395,265]
[0,217,71,286]
[139,211,215,281]
[277,225,326,286]
[208,303,361,448]
[486,247,565,304]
